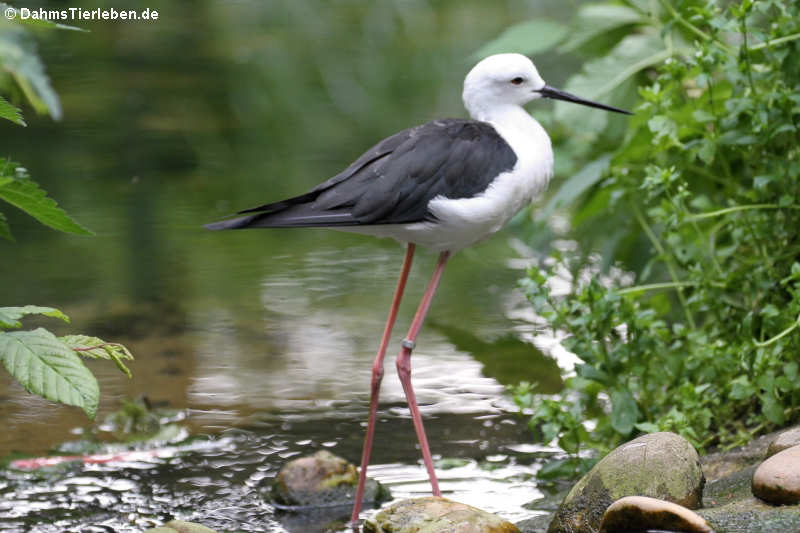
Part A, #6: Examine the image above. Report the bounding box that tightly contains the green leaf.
[761,394,784,425]
[0,159,93,235]
[0,18,62,119]
[555,32,669,133]
[0,95,25,125]
[560,4,644,53]
[473,19,568,59]
[0,305,69,329]
[0,4,86,32]
[610,388,639,435]
[648,115,681,146]
[785,362,798,381]
[729,376,753,400]
[543,155,611,216]
[60,334,134,378]
[692,109,716,122]
[0,328,99,418]
[634,421,660,433]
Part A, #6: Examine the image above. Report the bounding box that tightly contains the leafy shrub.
[483,0,800,460]
[0,7,133,418]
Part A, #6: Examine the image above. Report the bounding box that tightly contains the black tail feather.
[205,205,359,231]
[204,214,262,231]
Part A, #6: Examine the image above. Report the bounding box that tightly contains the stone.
[547,432,704,533]
[364,497,519,533]
[699,463,800,532]
[271,450,388,508]
[766,427,800,458]
[599,496,712,533]
[701,430,776,482]
[752,444,800,505]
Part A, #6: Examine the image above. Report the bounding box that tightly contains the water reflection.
[0,0,586,529]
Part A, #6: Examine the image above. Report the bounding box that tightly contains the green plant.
[482,0,800,464]
[1,6,133,418]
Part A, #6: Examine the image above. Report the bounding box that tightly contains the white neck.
[472,102,554,200]
[471,103,547,154]
[467,101,527,124]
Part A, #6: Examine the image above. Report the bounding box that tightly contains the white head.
[462,54,545,120]
[462,53,631,122]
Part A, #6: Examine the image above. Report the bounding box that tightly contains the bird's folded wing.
[205,119,516,230]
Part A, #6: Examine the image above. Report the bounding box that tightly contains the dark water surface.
[0,1,580,530]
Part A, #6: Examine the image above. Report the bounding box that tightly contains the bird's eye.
[510,77,524,85]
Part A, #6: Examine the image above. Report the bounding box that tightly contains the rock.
[364,497,519,533]
[548,432,704,533]
[515,514,552,533]
[752,444,800,505]
[766,427,800,458]
[701,431,776,482]
[142,528,179,533]
[699,462,800,532]
[599,496,712,533]
[271,450,388,508]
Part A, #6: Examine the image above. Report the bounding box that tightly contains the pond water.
[0,1,582,530]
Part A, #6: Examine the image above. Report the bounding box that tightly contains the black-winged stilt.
[206,53,630,523]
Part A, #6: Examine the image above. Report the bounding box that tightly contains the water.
[0,0,581,530]
[0,412,563,532]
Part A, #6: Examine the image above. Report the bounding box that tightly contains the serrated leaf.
[555,32,669,133]
[0,18,62,119]
[0,161,93,235]
[560,4,644,53]
[473,19,568,60]
[0,305,69,329]
[0,95,25,125]
[60,334,134,378]
[0,328,99,418]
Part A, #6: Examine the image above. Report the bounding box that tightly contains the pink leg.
[395,250,450,497]
[350,243,416,525]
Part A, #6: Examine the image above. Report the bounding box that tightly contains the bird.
[206,53,631,524]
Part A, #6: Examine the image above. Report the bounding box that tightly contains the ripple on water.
[0,411,557,532]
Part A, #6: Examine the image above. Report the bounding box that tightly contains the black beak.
[536,85,632,115]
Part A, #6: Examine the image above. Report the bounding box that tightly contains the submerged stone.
[752,444,800,505]
[364,496,519,533]
[142,521,217,533]
[271,450,389,508]
[547,432,704,533]
[599,496,712,533]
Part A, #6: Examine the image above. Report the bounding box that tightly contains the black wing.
[205,119,517,230]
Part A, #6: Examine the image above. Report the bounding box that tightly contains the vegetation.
[0,6,132,419]
[481,0,800,472]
